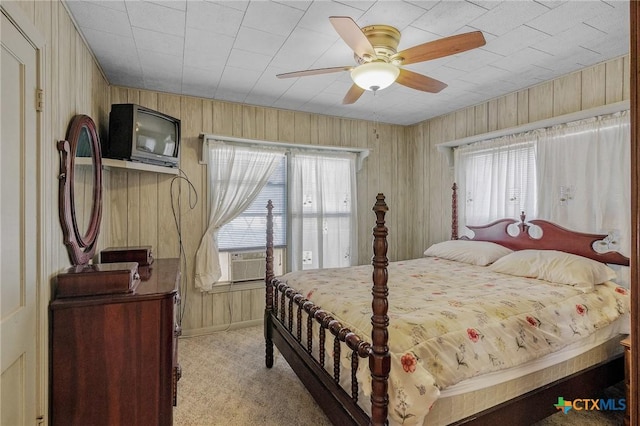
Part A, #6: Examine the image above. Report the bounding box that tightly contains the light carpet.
[174,325,625,426]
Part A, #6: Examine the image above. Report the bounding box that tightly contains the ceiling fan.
[276,16,486,105]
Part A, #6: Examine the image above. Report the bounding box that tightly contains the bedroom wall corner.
[410,55,630,257]
[105,87,410,333]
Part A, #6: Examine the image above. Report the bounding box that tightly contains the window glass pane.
[457,139,536,228]
[218,157,286,250]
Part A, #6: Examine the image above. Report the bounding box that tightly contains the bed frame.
[264,186,629,426]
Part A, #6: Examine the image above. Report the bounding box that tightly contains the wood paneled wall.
[108,55,629,334]
[10,0,111,273]
[12,0,630,416]
[106,88,411,334]
[407,55,630,259]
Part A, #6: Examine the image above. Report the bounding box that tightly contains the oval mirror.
[57,115,103,265]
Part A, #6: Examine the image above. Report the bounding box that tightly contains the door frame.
[0,3,46,423]
[631,2,639,424]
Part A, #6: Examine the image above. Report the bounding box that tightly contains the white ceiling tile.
[132,27,183,57]
[76,0,127,13]
[532,23,605,56]
[491,47,554,73]
[584,2,629,35]
[184,27,235,65]
[139,49,183,76]
[482,26,549,56]
[182,64,223,87]
[526,1,615,36]
[218,66,262,92]
[322,77,354,96]
[469,1,548,36]
[357,1,428,30]
[444,48,504,73]
[466,1,502,11]
[411,1,489,36]
[581,33,629,58]
[458,65,511,86]
[233,26,287,56]
[272,93,310,110]
[81,27,137,57]
[181,66,218,98]
[405,1,442,12]
[273,0,312,11]
[310,38,356,68]
[184,47,223,70]
[125,1,186,36]
[242,1,306,37]
[533,1,568,10]
[209,1,250,13]
[67,0,630,125]
[411,64,467,84]
[273,27,338,71]
[227,48,275,72]
[535,46,603,73]
[215,89,248,103]
[333,1,376,12]
[66,1,133,36]
[186,2,244,36]
[99,54,143,84]
[396,26,441,52]
[103,66,145,87]
[143,75,182,94]
[286,71,346,95]
[296,1,365,36]
[148,1,186,11]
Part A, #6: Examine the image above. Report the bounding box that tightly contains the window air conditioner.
[229,251,266,283]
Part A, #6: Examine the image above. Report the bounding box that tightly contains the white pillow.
[488,249,618,291]
[423,240,513,266]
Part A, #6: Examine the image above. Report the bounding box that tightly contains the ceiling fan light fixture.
[350,62,399,91]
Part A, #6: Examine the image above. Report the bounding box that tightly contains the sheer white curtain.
[454,134,537,236]
[537,112,630,256]
[195,142,284,291]
[289,152,357,271]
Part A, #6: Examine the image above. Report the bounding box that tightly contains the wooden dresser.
[50,258,181,426]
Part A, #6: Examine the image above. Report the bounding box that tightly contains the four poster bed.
[263,187,630,425]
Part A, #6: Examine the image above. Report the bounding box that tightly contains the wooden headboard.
[452,183,630,266]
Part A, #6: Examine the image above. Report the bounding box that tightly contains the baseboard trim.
[205,280,266,294]
[181,318,263,337]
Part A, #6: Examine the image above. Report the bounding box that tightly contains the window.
[217,156,286,250]
[289,152,357,271]
[453,112,629,256]
[455,135,537,234]
[196,135,366,290]
[218,151,358,271]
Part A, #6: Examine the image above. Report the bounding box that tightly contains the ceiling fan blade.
[396,69,447,93]
[329,16,377,60]
[276,66,353,79]
[342,84,365,104]
[392,31,486,65]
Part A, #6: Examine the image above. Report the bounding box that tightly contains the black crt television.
[106,104,181,168]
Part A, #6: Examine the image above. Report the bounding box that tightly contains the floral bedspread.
[279,257,630,425]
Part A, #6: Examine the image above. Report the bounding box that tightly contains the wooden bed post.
[370,194,390,426]
[265,200,275,368]
[451,183,458,240]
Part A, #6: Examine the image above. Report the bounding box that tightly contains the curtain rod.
[199,133,370,170]
[436,100,629,166]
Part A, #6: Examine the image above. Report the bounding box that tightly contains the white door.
[1,10,39,425]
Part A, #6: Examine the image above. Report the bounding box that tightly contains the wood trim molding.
[630,2,639,425]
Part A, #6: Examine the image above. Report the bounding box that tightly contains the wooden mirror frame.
[57,114,103,265]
